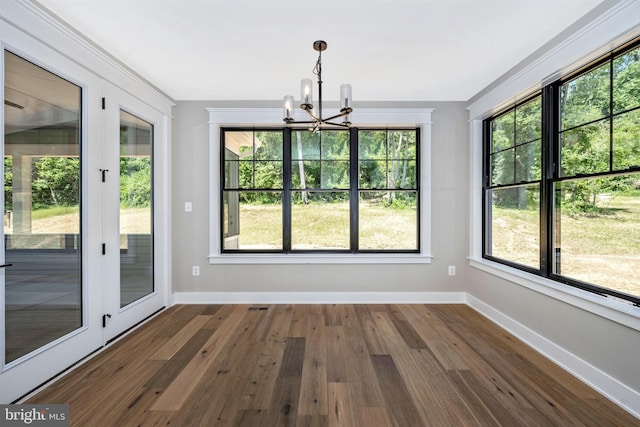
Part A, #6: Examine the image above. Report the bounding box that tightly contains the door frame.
[101,83,169,342]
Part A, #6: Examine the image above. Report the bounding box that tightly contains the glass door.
[1,50,103,402]
[102,85,165,341]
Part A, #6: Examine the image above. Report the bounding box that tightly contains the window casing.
[483,39,640,306]
[222,127,419,253]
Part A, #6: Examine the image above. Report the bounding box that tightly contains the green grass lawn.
[31,205,79,220]
[235,199,417,250]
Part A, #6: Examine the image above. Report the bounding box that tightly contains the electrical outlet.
[448,266,456,276]
[192,265,200,276]
[185,201,193,212]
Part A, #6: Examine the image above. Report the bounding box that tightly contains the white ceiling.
[36,0,604,102]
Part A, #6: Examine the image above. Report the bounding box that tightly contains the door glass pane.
[119,111,153,307]
[4,51,82,362]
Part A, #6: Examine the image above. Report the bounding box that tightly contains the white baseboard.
[172,291,465,305]
[465,293,640,420]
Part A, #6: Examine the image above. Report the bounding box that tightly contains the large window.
[222,128,419,253]
[483,40,640,305]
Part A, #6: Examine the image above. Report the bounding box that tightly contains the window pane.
[321,131,349,160]
[292,160,320,188]
[515,139,541,182]
[291,191,349,250]
[388,130,417,159]
[225,131,254,160]
[223,191,282,250]
[253,161,283,189]
[359,130,386,159]
[613,109,640,170]
[554,175,640,299]
[359,191,417,250]
[321,161,350,189]
[388,160,417,189]
[254,131,283,160]
[561,63,610,130]
[491,111,514,152]
[225,130,283,190]
[560,119,610,176]
[613,46,640,113]
[491,149,515,186]
[359,160,386,189]
[292,130,320,160]
[515,96,542,144]
[486,185,540,269]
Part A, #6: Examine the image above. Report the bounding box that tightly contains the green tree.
[31,157,80,208]
[4,157,12,211]
[120,157,151,208]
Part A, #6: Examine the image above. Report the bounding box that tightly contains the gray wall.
[171,101,471,294]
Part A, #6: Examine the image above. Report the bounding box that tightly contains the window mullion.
[349,127,359,252]
[609,59,614,172]
[283,129,292,252]
[541,84,557,277]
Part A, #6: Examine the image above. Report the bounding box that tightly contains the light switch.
[185,201,192,212]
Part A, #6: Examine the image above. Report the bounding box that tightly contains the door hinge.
[102,314,112,328]
[102,243,106,255]
[101,97,106,110]
[99,168,109,182]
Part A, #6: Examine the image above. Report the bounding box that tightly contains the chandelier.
[283,40,352,131]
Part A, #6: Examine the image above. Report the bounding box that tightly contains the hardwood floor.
[28,304,639,426]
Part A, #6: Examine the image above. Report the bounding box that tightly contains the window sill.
[469,257,640,332]
[209,253,434,265]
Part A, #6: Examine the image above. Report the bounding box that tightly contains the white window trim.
[207,107,434,264]
[467,0,640,331]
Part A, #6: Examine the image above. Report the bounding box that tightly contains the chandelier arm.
[323,111,351,122]
[305,109,320,122]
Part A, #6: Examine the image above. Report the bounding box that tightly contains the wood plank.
[298,313,328,416]
[354,305,389,355]
[324,304,343,326]
[327,382,357,427]
[358,407,393,427]
[370,354,425,427]
[148,314,211,360]
[388,305,428,349]
[325,326,349,382]
[232,409,269,426]
[264,375,301,427]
